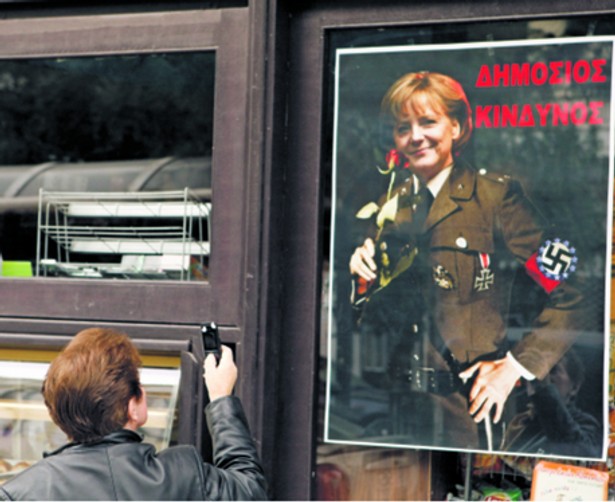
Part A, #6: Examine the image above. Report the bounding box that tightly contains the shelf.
[63,200,210,218]
[0,400,49,421]
[36,189,210,281]
[0,398,171,429]
[40,228,210,255]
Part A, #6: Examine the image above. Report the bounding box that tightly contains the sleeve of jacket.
[202,395,268,501]
[495,178,587,379]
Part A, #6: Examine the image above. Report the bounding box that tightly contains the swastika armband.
[525,239,577,293]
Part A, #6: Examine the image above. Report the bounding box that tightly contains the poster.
[325,36,613,460]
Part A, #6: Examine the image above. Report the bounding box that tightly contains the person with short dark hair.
[0,327,268,501]
[502,349,602,458]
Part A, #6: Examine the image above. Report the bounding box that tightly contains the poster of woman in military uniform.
[324,36,613,460]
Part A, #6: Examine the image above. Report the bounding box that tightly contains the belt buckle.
[408,367,435,393]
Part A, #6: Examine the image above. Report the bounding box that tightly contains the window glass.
[318,15,615,500]
[0,359,180,484]
[0,52,215,281]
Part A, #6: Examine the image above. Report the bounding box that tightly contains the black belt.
[394,350,508,397]
[401,367,462,396]
[389,318,507,397]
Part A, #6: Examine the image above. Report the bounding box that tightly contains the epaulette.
[476,168,512,184]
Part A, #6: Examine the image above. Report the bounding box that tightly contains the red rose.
[385,149,410,170]
[385,149,400,169]
[357,276,374,295]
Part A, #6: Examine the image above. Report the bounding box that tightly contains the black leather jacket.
[0,396,268,501]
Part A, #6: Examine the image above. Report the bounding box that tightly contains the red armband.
[524,239,577,294]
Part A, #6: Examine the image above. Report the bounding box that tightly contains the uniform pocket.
[429,226,494,304]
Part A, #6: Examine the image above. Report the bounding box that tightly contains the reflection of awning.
[0,156,212,198]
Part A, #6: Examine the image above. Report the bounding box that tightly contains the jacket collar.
[44,429,143,458]
[425,160,476,230]
[447,159,476,201]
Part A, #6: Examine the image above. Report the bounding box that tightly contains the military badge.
[474,252,494,292]
[433,265,455,289]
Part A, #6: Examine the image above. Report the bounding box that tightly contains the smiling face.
[393,92,461,182]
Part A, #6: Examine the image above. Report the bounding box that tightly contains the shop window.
[0,348,184,484]
[0,52,214,281]
[0,8,249,325]
[319,14,615,499]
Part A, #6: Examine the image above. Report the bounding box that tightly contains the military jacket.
[370,161,584,380]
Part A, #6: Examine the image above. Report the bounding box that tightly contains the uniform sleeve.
[496,179,586,379]
[202,396,268,501]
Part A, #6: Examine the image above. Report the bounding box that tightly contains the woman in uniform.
[349,71,586,450]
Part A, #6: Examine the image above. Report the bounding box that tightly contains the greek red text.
[475,101,605,128]
[475,59,608,87]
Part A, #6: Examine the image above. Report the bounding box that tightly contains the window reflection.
[319,15,615,501]
[0,52,215,281]
[0,360,180,484]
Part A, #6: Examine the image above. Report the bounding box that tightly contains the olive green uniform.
[422,162,582,377]
[359,160,584,449]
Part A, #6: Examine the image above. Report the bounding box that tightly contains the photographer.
[502,349,602,458]
[0,327,268,501]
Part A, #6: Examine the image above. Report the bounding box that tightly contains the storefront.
[0,1,614,500]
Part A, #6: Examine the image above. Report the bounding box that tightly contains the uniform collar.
[412,162,475,200]
[426,164,453,198]
[446,160,476,201]
[424,161,476,230]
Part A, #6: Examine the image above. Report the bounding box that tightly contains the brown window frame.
[268,1,615,499]
[0,7,250,327]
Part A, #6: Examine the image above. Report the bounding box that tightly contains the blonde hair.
[381,71,473,152]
